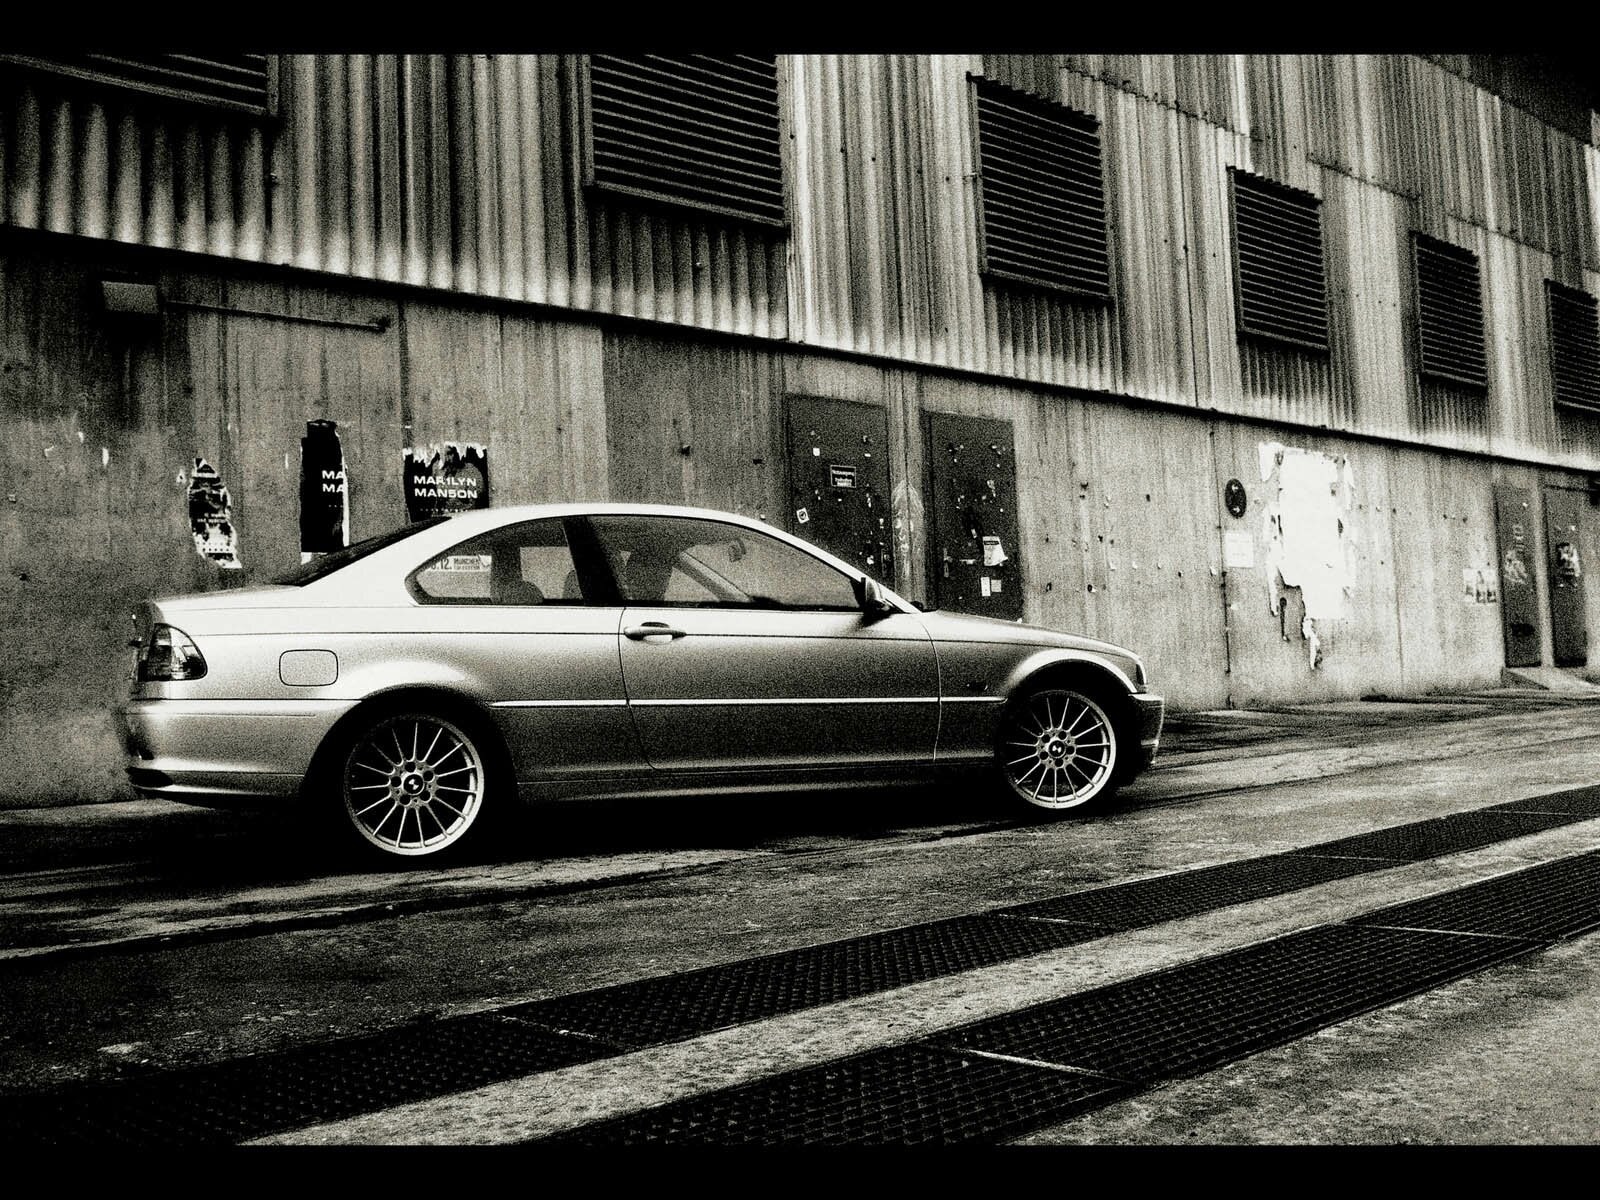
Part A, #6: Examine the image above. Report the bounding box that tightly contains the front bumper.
[121,698,355,805]
[1123,692,1165,776]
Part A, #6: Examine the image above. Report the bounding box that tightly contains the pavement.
[4,686,1600,1146]
[4,687,1596,964]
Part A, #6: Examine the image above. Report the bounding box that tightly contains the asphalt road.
[2,692,1599,1146]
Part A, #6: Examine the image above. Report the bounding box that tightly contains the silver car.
[122,503,1164,860]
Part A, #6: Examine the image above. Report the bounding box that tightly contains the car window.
[273,516,452,586]
[590,516,860,610]
[411,519,588,605]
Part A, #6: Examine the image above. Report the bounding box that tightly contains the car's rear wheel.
[340,709,494,859]
[997,686,1120,815]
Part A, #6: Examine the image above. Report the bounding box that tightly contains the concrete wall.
[5,229,1592,808]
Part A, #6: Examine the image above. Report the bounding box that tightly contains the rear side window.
[410,519,587,605]
[274,516,451,586]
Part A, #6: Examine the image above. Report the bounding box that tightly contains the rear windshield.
[272,517,452,586]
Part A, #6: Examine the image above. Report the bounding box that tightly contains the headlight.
[1133,657,1147,689]
[136,624,208,682]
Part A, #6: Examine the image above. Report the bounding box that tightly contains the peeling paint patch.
[188,458,242,569]
[890,479,923,580]
[1259,443,1354,669]
[403,442,489,522]
[299,420,349,559]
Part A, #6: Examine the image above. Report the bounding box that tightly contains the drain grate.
[502,914,1116,1048]
[548,1042,1132,1146]
[1309,809,1581,861]
[1354,850,1600,943]
[554,918,1538,1145]
[1003,850,1388,928]
[926,924,1526,1085]
[0,1012,619,1146]
[1487,785,1600,817]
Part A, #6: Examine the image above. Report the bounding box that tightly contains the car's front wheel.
[339,708,496,859]
[997,685,1120,816]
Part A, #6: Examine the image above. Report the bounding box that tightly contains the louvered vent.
[0,54,275,116]
[1548,281,1600,414]
[972,78,1110,299]
[1413,234,1487,390]
[583,54,785,227]
[1229,168,1328,352]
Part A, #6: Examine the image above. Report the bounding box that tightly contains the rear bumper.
[121,698,354,805]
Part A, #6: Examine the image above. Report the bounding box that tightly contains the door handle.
[624,622,687,641]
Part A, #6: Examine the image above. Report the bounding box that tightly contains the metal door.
[926,413,1023,621]
[1493,486,1542,667]
[1544,486,1588,667]
[786,396,894,581]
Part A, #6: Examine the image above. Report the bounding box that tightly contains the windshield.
[272,516,453,586]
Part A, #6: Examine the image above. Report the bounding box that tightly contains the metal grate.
[972,77,1110,299]
[1229,168,1329,351]
[1354,851,1600,943]
[1413,233,1487,389]
[1308,808,1582,862]
[556,921,1530,1145]
[583,54,785,227]
[0,53,275,116]
[0,1013,617,1146]
[1006,850,1389,928]
[1488,784,1600,816]
[505,914,1114,1048]
[1547,280,1600,414]
[929,924,1525,1086]
[549,1042,1131,1146]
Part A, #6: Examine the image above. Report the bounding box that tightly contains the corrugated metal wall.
[0,55,787,337]
[4,53,1599,466]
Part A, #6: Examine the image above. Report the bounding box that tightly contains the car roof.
[280,501,915,612]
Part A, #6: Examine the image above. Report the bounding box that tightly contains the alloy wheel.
[343,713,486,856]
[1000,688,1118,810]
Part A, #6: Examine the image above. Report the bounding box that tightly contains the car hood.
[913,608,1135,657]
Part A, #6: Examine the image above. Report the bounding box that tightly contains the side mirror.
[855,576,897,621]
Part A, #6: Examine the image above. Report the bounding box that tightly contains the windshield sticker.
[299,419,349,559]
[187,458,241,569]
[404,442,490,522]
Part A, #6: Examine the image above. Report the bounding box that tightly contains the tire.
[996,686,1121,816]
[336,706,500,860]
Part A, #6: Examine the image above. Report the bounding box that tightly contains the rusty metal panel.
[925,412,1022,621]
[1494,485,1542,667]
[1544,485,1587,666]
[785,396,895,581]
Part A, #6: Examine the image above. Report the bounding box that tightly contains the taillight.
[137,624,208,682]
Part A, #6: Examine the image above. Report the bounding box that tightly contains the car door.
[406,516,644,782]
[585,513,939,772]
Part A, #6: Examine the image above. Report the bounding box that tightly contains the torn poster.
[299,419,349,557]
[187,458,241,569]
[403,442,489,523]
[1259,442,1355,669]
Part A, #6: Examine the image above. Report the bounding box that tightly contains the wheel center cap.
[400,773,426,796]
[1044,738,1069,759]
